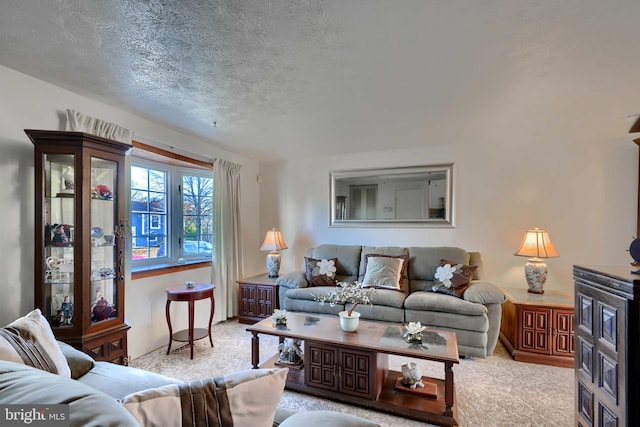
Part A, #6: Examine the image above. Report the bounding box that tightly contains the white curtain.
[65,109,133,145]
[212,158,243,322]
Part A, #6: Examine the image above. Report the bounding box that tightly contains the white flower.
[317,259,336,277]
[405,322,426,335]
[434,264,455,288]
[273,309,288,320]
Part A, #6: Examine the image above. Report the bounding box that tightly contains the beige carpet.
[131,319,573,427]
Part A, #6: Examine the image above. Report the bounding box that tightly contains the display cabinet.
[27,129,131,365]
[573,265,640,427]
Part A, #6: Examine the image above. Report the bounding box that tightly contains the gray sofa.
[0,341,379,427]
[277,245,506,358]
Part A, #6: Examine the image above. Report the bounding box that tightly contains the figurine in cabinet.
[401,362,425,389]
[61,167,74,194]
[51,224,70,246]
[92,295,115,322]
[60,296,74,325]
[277,338,303,365]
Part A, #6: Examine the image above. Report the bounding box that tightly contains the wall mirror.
[330,164,454,228]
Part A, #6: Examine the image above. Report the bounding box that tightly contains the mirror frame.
[329,164,455,228]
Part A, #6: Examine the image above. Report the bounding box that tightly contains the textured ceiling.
[1,0,640,161]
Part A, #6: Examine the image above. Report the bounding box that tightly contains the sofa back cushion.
[407,247,469,293]
[308,245,362,279]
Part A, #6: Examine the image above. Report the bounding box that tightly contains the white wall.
[2,62,638,360]
[0,66,265,359]
[260,134,638,296]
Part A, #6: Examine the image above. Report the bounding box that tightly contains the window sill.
[131,260,212,280]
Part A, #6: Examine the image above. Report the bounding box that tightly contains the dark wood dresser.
[500,287,574,368]
[237,273,279,324]
[573,265,640,427]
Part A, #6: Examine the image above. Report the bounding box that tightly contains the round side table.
[165,283,215,359]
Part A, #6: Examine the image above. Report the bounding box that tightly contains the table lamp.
[514,228,559,294]
[260,228,288,277]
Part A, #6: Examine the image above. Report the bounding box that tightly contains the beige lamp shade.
[260,228,287,277]
[260,228,288,252]
[514,228,559,259]
[514,228,558,294]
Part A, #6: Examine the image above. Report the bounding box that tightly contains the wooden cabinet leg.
[251,332,260,369]
[444,362,454,417]
[165,300,172,355]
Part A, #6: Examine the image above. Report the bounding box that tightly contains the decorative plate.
[90,227,104,238]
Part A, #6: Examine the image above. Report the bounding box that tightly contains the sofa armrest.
[463,281,506,305]
[57,340,95,379]
[277,271,308,289]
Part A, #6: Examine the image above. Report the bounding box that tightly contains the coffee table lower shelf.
[260,354,459,426]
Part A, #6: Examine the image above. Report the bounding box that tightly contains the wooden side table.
[499,287,575,368]
[165,283,215,359]
[237,273,279,324]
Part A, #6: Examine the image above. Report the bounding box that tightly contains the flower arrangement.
[272,309,288,325]
[432,263,463,292]
[403,321,427,342]
[91,184,113,200]
[314,281,375,317]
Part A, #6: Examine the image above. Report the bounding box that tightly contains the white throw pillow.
[122,368,288,427]
[362,256,405,290]
[0,309,71,377]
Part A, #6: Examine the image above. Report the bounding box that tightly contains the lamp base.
[266,251,281,278]
[524,259,548,294]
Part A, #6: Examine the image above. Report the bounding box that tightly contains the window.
[130,153,214,269]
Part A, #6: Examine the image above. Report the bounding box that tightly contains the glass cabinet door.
[44,154,76,327]
[90,156,118,325]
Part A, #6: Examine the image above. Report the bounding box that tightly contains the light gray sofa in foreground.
[0,342,379,427]
[277,245,507,358]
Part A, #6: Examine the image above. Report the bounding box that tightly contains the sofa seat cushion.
[285,286,337,302]
[404,291,488,316]
[0,360,139,427]
[405,310,489,334]
[76,360,182,400]
[283,287,345,315]
[349,304,405,323]
[368,288,407,309]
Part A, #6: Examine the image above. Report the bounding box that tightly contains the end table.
[237,273,279,324]
[499,287,575,368]
[165,283,215,359]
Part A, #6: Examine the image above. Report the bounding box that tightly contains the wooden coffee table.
[246,312,459,426]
